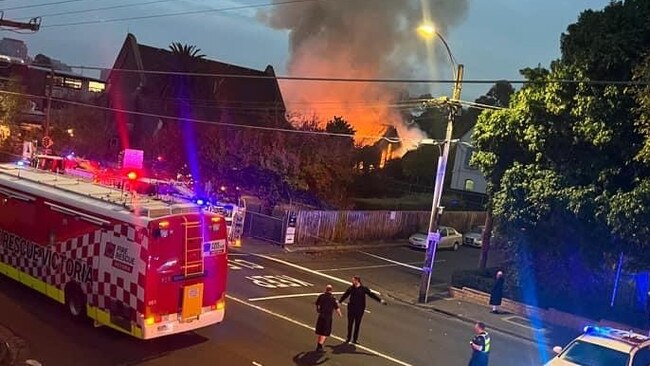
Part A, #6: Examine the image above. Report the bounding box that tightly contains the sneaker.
[316,344,323,351]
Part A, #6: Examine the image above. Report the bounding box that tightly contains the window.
[52,76,65,87]
[88,81,105,93]
[63,77,82,90]
[560,340,629,366]
[465,179,475,191]
[632,348,650,366]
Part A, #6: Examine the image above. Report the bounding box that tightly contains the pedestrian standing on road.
[468,322,491,366]
[315,284,341,352]
[489,271,504,314]
[339,275,387,344]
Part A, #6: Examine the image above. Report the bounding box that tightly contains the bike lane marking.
[251,253,381,296]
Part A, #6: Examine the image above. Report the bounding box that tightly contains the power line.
[0,73,499,113]
[28,62,650,87]
[41,0,334,28]
[0,88,455,144]
[19,0,175,20]
[2,0,93,11]
[456,100,506,111]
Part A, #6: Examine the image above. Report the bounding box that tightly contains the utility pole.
[418,64,464,303]
[44,67,53,140]
[0,12,41,31]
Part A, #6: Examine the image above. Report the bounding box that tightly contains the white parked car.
[408,226,462,251]
[544,326,650,366]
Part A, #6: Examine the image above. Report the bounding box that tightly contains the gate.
[243,211,285,244]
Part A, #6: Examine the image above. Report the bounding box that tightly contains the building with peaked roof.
[450,127,487,194]
[105,33,288,148]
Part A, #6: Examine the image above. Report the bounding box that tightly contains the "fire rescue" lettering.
[0,228,93,283]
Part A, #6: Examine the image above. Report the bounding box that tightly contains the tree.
[168,42,205,60]
[325,116,356,135]
[0,76,29,135]
[49,105,111,159]
[636,55,650,164]
[468,81,515,269]
[401,145,437,186]
[471,0,650,311]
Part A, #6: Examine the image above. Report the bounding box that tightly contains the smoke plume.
[258,0,469,154]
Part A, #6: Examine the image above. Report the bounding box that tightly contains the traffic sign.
[41,136,53,149]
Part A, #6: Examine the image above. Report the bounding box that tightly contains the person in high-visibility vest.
[468,322,491,366]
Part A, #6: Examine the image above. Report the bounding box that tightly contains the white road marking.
[227,295,415,366]
[317,262,422,272]
[359,251,446,271]
[252,362,263,366]
[246,275,314,289]
[249,292,345,302]
[502,316,548,334]
[251,254,381,296]
[229,258,265,269]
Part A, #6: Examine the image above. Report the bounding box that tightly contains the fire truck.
[0,159,229,339]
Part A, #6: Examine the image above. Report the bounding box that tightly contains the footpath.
[236,238,640,350]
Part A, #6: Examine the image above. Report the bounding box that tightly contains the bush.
[451,267,501,294]
[452,268,647,329]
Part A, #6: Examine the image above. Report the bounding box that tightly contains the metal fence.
[243,210,285,244]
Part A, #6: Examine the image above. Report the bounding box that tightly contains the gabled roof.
[109,33,285,114]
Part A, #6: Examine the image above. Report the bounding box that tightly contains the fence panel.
[293,210,486,245]
[243,211,285,244]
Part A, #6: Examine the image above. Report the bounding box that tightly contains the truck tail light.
[145,314,161,325]
[145,306,162,325]
[216,296,226,311]
[210,216,222,232]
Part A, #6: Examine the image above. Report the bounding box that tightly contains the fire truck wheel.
[64,283,87,319]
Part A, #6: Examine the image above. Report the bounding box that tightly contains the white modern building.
[450,127,487,194]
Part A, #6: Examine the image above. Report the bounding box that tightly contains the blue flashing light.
[17,161,25,167]
[196,199,205,206]
[583,326,611,336]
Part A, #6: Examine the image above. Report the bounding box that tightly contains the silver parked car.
[408,226,462,251]
[463,225,485,248]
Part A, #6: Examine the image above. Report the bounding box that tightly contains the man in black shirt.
[315,284,342,351]
[339,275,386,344]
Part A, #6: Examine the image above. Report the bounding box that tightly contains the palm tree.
[168,42,205,59]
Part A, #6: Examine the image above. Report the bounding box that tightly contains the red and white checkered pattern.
[0,223,148,318]
[93,224,148,318]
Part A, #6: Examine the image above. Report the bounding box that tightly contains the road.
[0,244,548,366]
[277,243,506,299]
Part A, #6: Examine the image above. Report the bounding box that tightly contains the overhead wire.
[26,62,650,87]
[40,0,337,28]
[0,88,457,145]
[18,0,176,20]
[2,0,93,11]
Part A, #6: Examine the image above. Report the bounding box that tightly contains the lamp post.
[416,23,464,303]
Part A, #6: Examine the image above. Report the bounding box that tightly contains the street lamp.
[416,22,465,303]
